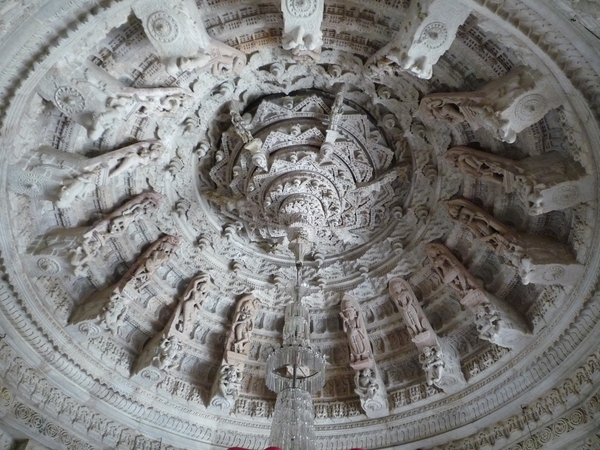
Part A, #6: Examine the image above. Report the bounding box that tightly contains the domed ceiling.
[0,0,599,449]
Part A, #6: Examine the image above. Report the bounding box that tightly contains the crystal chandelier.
[265,266,326,450]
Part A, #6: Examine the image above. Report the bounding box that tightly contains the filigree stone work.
[367,0,471,79]
[133,0,246,76]
[446,198,583,285]
[443,146,593,215]
[0,0,599,447]
[419,66,563,142]
[425,243,530,348]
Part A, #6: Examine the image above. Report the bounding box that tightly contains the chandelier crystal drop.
[266,267,326,450]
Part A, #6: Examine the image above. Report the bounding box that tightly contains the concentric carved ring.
[147,11,179,43]
[54,86,85,115]
[286,0,318,17]
[552,185,579,206]
[514,94,548,124]
[419,22,448,49]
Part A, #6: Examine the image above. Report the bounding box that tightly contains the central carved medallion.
[206,92,407,260]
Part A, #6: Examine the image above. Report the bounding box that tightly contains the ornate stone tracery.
[0,0,598,448]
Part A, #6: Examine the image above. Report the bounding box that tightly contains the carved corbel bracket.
[419,66,563,142]
[389,278,466,393]
[353,365,389,419]
[281,0,325,63]
[444,147,593,215]
[367,0,471,80]
[133,0,246,76]
[425,243,530,348]
[68,235,179,332]
[446,198,584,285]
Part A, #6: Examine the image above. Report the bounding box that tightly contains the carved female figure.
[388,278,427,337]
[227,295,257,355]
[176,274,211,335]
[340,296,372,367]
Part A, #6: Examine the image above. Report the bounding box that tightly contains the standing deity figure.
[226,295,258,357]
[175,274,211,336]
[153,336,182,370]
[388,278,428,338]
[100,294,128,335]
[340,295,373,370]
[419,346,445,386]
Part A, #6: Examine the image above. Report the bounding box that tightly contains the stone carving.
[207,94,402,259]
[153,335,182,370]
[419,346,444,386]
[209,364,243,411]
[174,274,211,336]
[55,170,98,208]
[388,278,429,339]
[425,243,529,348]
[340,295,373,370]
[353,367,389,419]
[68,235,180,332]
[130,238,180,291]
[367,0,471,79]
[37,62,190,140]
[229,103,267,171]
[446,198,583,285]
[132,272,209,383]
[29,192,163,277]
[132,0,246,76]
[225,294,259,364]
[281,0,324,63]
[389,278,466,392]
[419,66,563,142]
[100,294,129,336]
[443,146,593,215]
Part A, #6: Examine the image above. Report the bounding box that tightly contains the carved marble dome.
[0,0,599,449]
